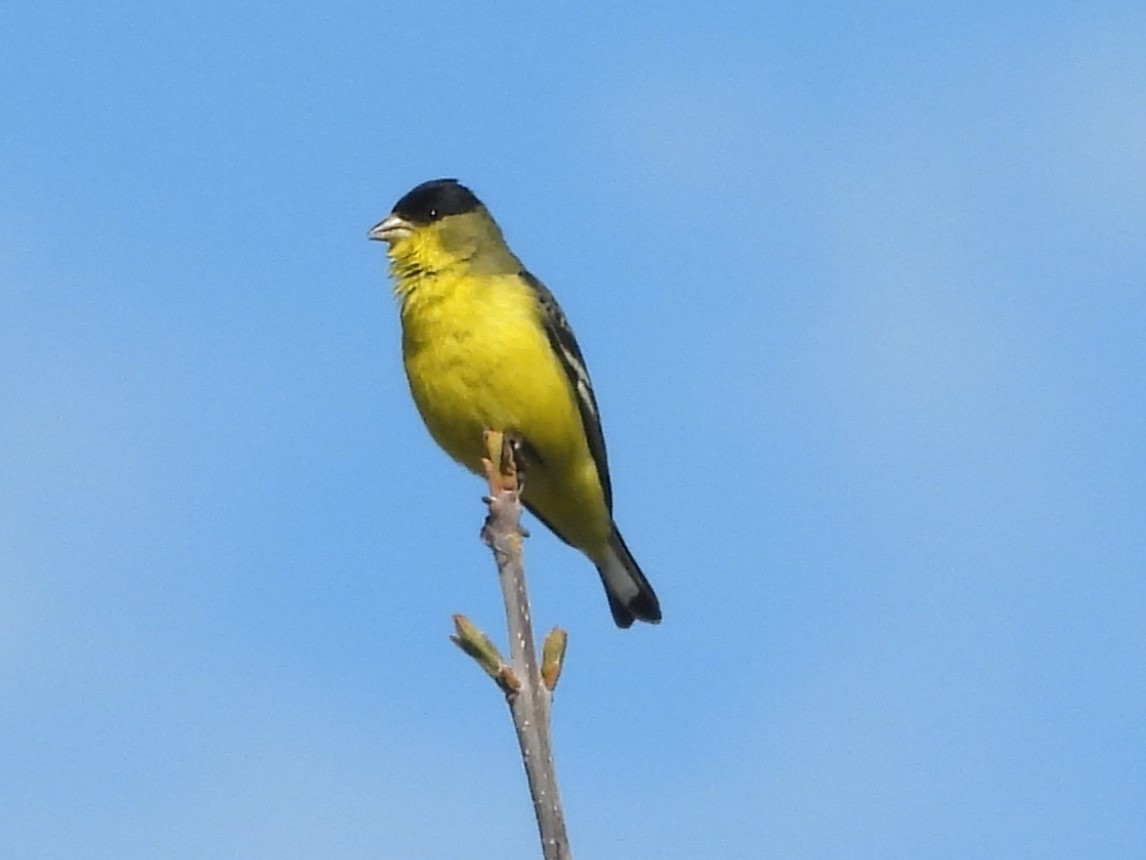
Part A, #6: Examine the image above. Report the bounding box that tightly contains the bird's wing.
[521,270,614,512]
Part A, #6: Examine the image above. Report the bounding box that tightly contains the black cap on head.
[391,179,483,224]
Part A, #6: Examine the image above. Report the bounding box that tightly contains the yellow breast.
[399,269,611,554]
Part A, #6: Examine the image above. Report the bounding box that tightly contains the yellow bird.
[369,179,661,627]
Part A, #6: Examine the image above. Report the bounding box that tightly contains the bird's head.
[369,178,481,245]
[370,179,504,273]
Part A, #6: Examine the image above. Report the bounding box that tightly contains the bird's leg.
[481,430,517,494]
[481,430,531,538]
[505,435,530,483]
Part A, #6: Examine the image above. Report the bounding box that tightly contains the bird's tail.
[597,527,661,628]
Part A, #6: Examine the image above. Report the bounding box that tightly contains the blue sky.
[3,3,1144,857]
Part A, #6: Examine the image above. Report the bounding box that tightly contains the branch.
[451,430,571,859]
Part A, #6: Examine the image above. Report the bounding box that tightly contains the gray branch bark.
[453,431,571,859]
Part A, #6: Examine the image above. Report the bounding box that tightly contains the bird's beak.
[368,214,415,245]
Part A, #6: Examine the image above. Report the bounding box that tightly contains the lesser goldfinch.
[368,179,661,628]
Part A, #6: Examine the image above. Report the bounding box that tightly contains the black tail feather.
[598,527,661,628]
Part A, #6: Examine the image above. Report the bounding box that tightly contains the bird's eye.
[428,208,438,219]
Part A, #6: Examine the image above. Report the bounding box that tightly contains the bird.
[368,178,661,628]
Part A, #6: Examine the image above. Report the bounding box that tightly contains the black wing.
[521,270,613,512]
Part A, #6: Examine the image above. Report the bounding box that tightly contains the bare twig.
[450,614,519,695]
[451,430,571,859]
